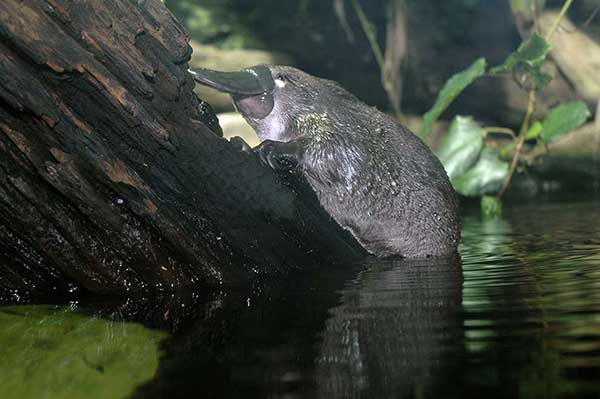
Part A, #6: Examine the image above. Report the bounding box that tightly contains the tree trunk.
[0,0,364,299]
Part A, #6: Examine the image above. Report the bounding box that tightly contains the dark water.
[2,201,600,399]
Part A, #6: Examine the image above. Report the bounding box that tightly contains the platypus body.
[191,65,460,257]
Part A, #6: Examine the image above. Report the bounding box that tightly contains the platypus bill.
[190,65,460,258]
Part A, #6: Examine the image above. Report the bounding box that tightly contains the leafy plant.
[417,0,590,217]
[420,59,487,139]
[351,0,591,218]
[435,116,485,180]
[0,305,166,399]
[351,0,592,217]
[538,101,591,143]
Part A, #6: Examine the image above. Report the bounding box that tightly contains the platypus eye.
[274,77,286,88]
[274,73,293,88]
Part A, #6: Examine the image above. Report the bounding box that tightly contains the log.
[539,11,600,103]
[0,0,364,299]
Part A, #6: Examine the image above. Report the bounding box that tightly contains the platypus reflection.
[191,65,460,257]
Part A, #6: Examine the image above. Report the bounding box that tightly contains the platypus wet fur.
[191,65,460,257]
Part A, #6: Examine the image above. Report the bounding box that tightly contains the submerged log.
[0,0,364,299]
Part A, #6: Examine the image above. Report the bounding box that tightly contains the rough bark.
[0,0,364,299]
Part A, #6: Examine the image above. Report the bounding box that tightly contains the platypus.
[190,65,460,257]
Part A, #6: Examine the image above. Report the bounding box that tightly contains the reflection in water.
[134,256,461,399]
[458,202,600,398]
[316,257,462,398]
[2,202,600,398]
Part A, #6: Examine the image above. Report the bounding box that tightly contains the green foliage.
[525,121,543,140]
[419,58,487,138]
[481,195,503,219]
[490,34,551,74]
[489,33,552,89]
[539,101,591,143]
[421,7,590,215]
[436,116,484,180]
[165,0,320,50]
[0,305,166,399]
[164,0,265,49]
[436,117,509,197]
[452,149,509,197]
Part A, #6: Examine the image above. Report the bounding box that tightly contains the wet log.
[0,0,364,299]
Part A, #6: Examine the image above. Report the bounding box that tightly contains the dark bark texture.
[0,0,364,299]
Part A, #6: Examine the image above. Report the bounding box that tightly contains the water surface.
[2,201,600,398]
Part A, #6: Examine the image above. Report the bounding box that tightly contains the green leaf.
[436,116,485,179]
[512,63,552,91]
[0,305,166,399]
[420,58,487,138]
[481,195,502,219]
[490,34,551,74]
[510,63,553,91]
[489,34,552,90]
[540,101,591,143]
[452,148,509,197]
[525,121,543,140]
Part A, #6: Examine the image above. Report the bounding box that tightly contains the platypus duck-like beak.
[189,65,276,120]
[189,65,274,96]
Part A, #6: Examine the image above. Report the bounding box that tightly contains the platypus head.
[191,65,334,143]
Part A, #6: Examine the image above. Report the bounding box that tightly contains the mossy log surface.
[0,0,363,298]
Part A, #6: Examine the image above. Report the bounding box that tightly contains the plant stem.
[500,140,518,159]
[531,0,540,34]
[483,127,517,138]
[545,0,573,41]
[351,0,403,121]
[496,0,573,199]
[594,97,600,170]
[351,0,385,72]
[497,89,537,199]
